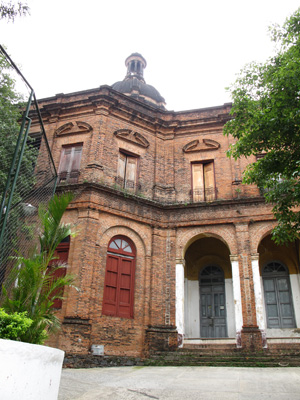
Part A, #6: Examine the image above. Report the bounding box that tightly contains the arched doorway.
[258,234,300,333]
[199,265,227,338]
[184,236,235,338]
[262,261,296,329]
[102,235,136,319]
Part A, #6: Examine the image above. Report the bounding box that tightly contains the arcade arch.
[179,236,238,339]
[256,235,300,336]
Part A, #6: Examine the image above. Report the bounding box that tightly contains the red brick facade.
[29,59,300,357]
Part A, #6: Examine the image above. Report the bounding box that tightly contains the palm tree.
[0,192,76,344]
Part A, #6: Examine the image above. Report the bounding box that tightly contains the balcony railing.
[58,170,80,184]
[115,176,141,192]
[191,187,216,202]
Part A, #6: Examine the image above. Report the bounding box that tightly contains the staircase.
[145,339,300,367]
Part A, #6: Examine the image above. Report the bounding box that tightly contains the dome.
[111,53,166,110]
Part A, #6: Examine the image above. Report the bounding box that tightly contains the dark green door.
[263,262,296,329]
[199,266,227,338]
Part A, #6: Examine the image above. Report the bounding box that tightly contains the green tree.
[0,1,29,22]
[0,50,38,203]
[224,8,300,245]
[0,193,77,344]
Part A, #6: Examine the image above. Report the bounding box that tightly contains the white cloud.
[1,0,299,110]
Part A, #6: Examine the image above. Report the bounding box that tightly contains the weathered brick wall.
[31,87,278,356]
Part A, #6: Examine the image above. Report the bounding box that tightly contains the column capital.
[251,253,259,261]
[176,258,185,266]
[230,254,239,262]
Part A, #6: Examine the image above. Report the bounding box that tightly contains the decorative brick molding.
[114,129,150,148]
[183,138,220,153]
[55,121,93,136]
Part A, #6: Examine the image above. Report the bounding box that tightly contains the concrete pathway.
[58,366,300,399]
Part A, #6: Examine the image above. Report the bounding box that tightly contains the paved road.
[58,366,300,399]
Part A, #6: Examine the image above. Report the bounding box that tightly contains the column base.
[241,325,263,351]
[145,325,177,355]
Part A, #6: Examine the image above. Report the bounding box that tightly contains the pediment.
[55,121,93,136]
[114,129,149,148]
[183,138,220,153]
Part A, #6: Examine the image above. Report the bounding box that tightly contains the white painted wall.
[176,263,185,336]
[225,278,236,337]
[231,259,243,334]
[184,279,200,337]
[251,258,265,330]
[290,274,300,327]
[0,339,64,400]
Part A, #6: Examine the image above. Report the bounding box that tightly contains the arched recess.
[96,225,148,323]
[177,226,236,261]
[98,225,148,258]
[102,235,136,319]
[258,234,300,334]
[183,235,235,339]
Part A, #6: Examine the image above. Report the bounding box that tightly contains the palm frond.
[0,192,76,344]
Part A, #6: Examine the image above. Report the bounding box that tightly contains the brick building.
[30,53,300,357]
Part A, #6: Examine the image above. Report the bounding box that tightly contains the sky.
[1,0,300,111]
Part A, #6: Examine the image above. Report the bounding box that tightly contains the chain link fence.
[0,45,57,291]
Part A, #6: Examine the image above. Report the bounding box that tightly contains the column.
[176,260,185,347]
[235,222,263,350]
[230,255,243,347]
[251,253,267,347]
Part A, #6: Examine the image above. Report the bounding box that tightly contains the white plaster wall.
[291,274,300,327]
[225,278,236,337]
[231,260,243,333]
[184,279,200,338]
[252,259,265,330]
[0,339,64,400]
[176,263,185,336]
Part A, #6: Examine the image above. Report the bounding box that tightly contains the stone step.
[153,351,300,360]
[268,343,300,351]
[145,359,300,367]
[63,351,300,368]
[178,348,300,356]
[147,349,300,367]
[146,355,300,367]
[183,344,236,350]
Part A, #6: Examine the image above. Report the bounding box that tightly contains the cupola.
[111,53,166,110]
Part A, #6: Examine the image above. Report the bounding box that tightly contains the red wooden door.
[48,242,70,309]
[102,237,135,318]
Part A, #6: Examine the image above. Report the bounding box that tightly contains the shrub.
[0,308,33,341]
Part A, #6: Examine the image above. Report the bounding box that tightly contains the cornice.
[32,86,231,134]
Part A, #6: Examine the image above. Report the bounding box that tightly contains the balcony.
[114,176,141,192]
[191,187,216,202]
[58,170,80,184]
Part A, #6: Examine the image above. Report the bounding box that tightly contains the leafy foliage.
[224,8,300,244]
[0,308,32,340]
[0,193,77,344]
[0,1,29,22]
[0,51,38,202]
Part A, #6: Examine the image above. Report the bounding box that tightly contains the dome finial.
[125,53,147,83]
[111,53,166,110]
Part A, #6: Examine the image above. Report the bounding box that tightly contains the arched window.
[263,261,296,328]
[102,236,136,319]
